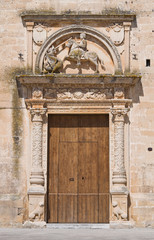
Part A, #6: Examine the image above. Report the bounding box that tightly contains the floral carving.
[111,108,129,187]
[32,121,42,168]
[44,88,113,100]
[29,109,47,189]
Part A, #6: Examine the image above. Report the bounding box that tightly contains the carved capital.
[123,22,131,32]
[26,22,34,31]
[111,108,129,122]
[30,108,47,122]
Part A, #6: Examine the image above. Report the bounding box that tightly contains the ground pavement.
[0,228,154,240]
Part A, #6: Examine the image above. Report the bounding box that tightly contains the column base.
[23,220,46,228]
[110,221,134,229]
[28,193,45,222]
[112,171,127,187]
[111,191,129,222]
[30,169,44,186]
[28,186,45,195]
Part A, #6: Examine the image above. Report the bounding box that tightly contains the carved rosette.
[111,108,129,188]
[29,108,47,193]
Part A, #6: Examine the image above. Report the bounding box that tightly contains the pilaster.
[123,22,131,72]
[28,107,47,223]
[26,22,34,70]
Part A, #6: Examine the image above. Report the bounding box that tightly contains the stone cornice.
[17,74,141,88]
[21,13,135,26]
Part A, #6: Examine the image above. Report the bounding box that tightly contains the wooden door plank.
[48,115,59,193]
[59,115,78,142]
[78,195,98,223]
[78,142,98,222]
[99,194,109,223]
[48,194,58,222]
[58,117,78,222]
[78,115,98,142]
[58,195,77,223]
[78,142,98,193]
[98,115,109,194]
[58,142,78,193]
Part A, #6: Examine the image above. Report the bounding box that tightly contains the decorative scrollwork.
[44,88,113,100]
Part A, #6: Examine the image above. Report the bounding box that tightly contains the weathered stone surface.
[0,0,154,228]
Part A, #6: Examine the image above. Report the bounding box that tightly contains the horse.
[63,38,105,73]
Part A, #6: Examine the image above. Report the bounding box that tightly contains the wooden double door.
[48,114,109,223]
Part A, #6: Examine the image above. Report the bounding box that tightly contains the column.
[111,108,129,189]
[29,108,47,194]
[111,108,129,224]
[26,22,34,69]
[123,22,131,72]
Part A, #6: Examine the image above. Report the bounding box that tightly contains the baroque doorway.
[48,114,109,223]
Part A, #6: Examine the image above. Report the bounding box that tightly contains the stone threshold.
[46,223,110,229]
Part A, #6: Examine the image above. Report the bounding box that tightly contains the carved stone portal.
[17,73,140,225]
[19,13,139,226]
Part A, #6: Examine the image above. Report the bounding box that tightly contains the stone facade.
[0,1,154,228]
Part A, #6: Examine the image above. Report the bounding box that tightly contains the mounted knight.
[64,33,105,73]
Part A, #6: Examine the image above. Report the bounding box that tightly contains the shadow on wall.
[130,80,144,104]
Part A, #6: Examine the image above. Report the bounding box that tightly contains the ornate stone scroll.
[111,108,129,189]
[29,108,47,193]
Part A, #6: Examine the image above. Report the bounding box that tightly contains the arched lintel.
[35,25,122,73]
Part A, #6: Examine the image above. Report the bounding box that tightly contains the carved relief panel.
[22,14,134,74]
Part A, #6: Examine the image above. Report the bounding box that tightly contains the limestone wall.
[0,0,154,227]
